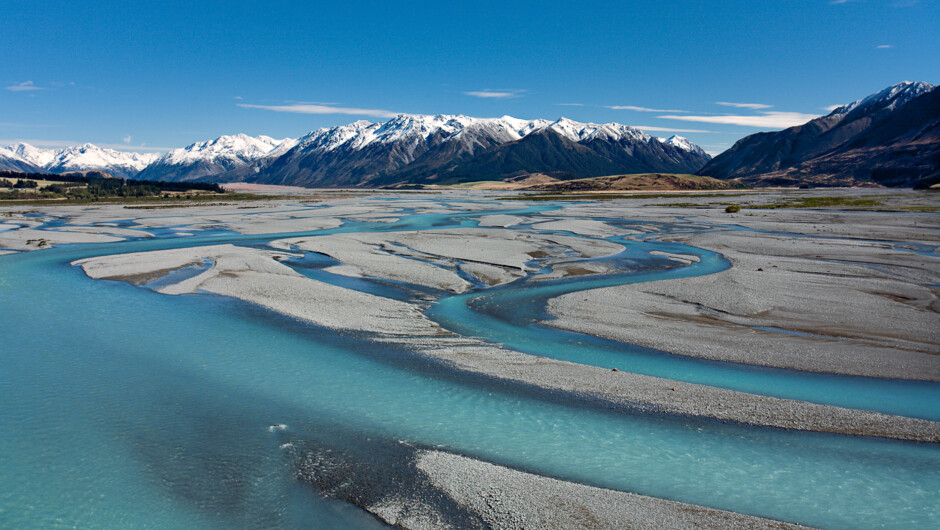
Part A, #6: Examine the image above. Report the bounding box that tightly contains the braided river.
[1,199,937,528]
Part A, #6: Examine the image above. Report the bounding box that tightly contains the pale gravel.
[275,234,473,292]
[51,194,940,528]
[529,218,635,237]
[72,236,940,441]
[373,229,548,270]
[73,244,294,289]
[224,214,343,235]
[476,214,525,227]
[272,228,624,291]
[387,336,940,442]
[74,245,441,336]
[46,225,154,238]
[0,227,123,250]
[414,450,805,530]
[368,228,623,266]
[547,213,940,381]
[459,262,525,285]
[536,261,618,280]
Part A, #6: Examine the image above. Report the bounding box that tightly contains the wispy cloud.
[659,111,820,129]
[607,105,689,113]
[6,81,43,92]
[876,44,893,49]
[462,89,525,99]
[122,135,132,144]
[822,104,842,112]
[233,96,243,100]
[700,143,732,156]
[715,101,772,110]
[634,125,716,133]
[291,100,341,106]
[238,103,401,118]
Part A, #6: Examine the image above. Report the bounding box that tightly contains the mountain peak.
[698,81,939,187]
[2,114,712,185]
[0,142,160,178]
[134,134,296,181]
[215,113,710,187]
[829,80,935,116]
[662,135,707,156]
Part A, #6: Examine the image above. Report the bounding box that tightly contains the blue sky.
[2,0,937,155]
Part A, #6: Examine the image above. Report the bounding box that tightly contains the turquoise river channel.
[1,199,938,528]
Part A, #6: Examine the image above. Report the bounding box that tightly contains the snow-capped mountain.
[698,81,939,187]
[138,134,296,182]
[10,143,58,168]
[2,116,712,187]
[45,144,159,179]
[0,142,158,178]
[0,144,44,172]
[222,114,712,187]
[289,115,657,154]
[661,135,708,157]
[827,81,934,117]
[1,135,295,181]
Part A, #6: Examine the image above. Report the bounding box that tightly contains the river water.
[0,200,937,528]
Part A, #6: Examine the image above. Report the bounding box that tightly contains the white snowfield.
[0,142,159,177]
[3,82,931,179]
[156,133,296,167]
[293,113,687,153]
[2,114,712,178]
[661,134,708,155]
[828,80,934,116]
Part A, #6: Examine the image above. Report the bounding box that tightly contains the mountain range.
[0,143,160,178]
[203,115,711,187]
[3,81,937,188]
[0,117,710,187]
[136,134,297,182]
[698,81,939,188]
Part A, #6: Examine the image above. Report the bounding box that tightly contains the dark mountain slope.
[216,115,711,188]
[698,82,938,187]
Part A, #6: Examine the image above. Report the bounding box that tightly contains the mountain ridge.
[697,81,939,187]
[15,79,940,190]
[216,114,712,187]
[0,142,159,178]
[1,117,710,186]
[136,134,296,182]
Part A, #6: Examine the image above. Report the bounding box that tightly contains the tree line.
[0,170,223,192]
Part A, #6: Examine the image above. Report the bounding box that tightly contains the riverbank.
[546,203,940,381]
[5,189,939,528]
[70,212,940,442]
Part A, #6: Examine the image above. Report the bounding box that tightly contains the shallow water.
[1,202,938,528]
[427,235,940,421]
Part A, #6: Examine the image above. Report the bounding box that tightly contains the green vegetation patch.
[0,170,257,205]
[897,205,940,212]
[752,196,887,209]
